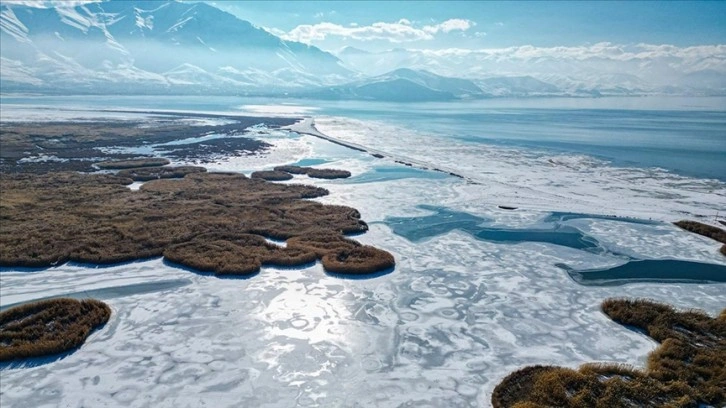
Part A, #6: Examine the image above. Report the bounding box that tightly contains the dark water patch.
[562,260,726,286]
[543,212,658,225]
[385,205,601,251]
[292,158,329,167]
[346,166,448,184]
[475,227,600,250]
[0,279,192,312]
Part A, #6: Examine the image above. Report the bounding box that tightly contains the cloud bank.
[279,18,475,44]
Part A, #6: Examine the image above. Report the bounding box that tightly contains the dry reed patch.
[287,232,361,257]
[250,170,294,181]
[273,165,309,174]
[0,171,391,276]
[0,298,111,361]
[117,166,206,181]
[164,232,317,276]
[674,221,726,257]
[273,165,352,179]
[321,245,395,274]
[492,299,726,408]
[305,168,352,179]
[96,158,170,169]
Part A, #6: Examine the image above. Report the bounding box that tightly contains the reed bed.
[117,166,206,181]
[273,165,352,179]
[0,298,111,361]
[250,170,294,181]
[674,220,726,244]
[0,171,393,275]
[492,298,726,407]
[95,158,170,169]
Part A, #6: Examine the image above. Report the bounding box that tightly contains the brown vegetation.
[287,232,361,257]
[674,220,726,244]
[250,170,294,181]
[117,165,206,181]
[96,158,170,169]
[164,232,317,275]
[273,165,352,179]
[492,298,726,407]
[0,119,289,173]
[273,165,309,174]
[321,245,396,274]
[0,298,111,361]
[0,171,393,276]
[306,168,352,179]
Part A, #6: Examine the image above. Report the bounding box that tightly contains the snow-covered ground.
[1,105,725,407]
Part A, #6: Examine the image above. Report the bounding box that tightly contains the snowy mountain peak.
[0,0,351,93]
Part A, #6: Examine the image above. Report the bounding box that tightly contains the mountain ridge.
[0,0,351,93]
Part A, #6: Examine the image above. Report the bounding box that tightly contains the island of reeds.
[674,220,726,257]
[0,170,394,276]
[491,298,726,408]
[0,298,111,361]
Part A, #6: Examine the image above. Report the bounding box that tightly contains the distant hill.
[0,0,352,93]
[297,68,483,101]
[334,47,726,97]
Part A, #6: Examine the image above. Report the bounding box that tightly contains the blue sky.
[210,1,726,52]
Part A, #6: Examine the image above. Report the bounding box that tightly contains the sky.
[208,1,726,52]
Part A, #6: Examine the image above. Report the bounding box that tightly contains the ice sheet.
[1,108,725,408]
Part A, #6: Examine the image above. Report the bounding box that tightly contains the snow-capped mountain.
[2,1,724,97]
[0,0,352,93]
[335,46,726,96]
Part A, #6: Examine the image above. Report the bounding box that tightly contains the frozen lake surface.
[1,97,725,407]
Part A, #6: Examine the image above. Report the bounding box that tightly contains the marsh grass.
[305,168,352,179]
[321,245,396,274]
[492,298,726,407]
[0,171,393,276]
[674,221,726,257]
[117,166,206,181]
[95,158,170,169]
[250,170,294,181]
[0,298,111,361]
[273,165,352,179]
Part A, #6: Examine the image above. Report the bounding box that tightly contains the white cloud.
[281,18,475,44]
[423,18,474,34]
[4,0,101,7]
[418,42,726,65]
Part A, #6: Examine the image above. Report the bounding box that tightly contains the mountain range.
[2,0,725,99]
[0,0,350,94]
